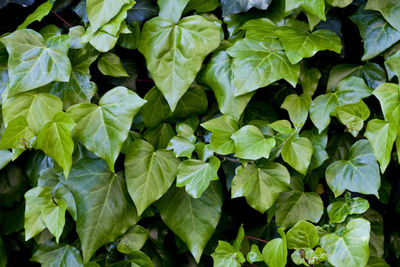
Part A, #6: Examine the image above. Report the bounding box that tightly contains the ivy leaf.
[199,50,254,121]
[281,94,312,129]
[158,0,189,23]
[326,139,380,197]
[231,125,276,160]
[128,251,153,267]
[286,220,319,249]
[139,16,220,110]
[247,244,263,263]
[211,241,245,267]
[365,119,397,173]
[231,162,291,213]
[156,183,222,263]
[176,156,220,198]
[327,193,370,224]
[350,6,400,60]
[184,0,220,13]
[220,0,272,16]
[277,24,342,64]
[17,0,52,30]
[336,100,370,137]
[0,116,35,150]
[167,122,196,157]
[300,129,328,172]
[285,0,326,20]
[0,29,71,96]
[282,137,313,175]
[97,53,128,77]
[326,0,353,8]
[31,243,84,267]
[276,191,324,229]
[127,0,159,24]
[143,123,175,149]
[321,218,370,267]
[62,159,139,262]
[201,115,238,155]
[262,228,287,267]
[300,67,321,97]
[365,0,400,32]
[67,86,146,172]
[117,225,150,254]
[124,139,179,215]
[35,112,75,178]
[373,83,400,125]
[86,0,132,32]
[41,198,67,244]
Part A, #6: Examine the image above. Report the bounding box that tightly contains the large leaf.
[67,86,146,172]
[221,0,272,16]
[276,191,324,229]
[0,29,71,96]
[350,5,400,60]
[262,228,287,267]
[366,0,400,32]
[139,16,220,110]
[231,163,291,213]
[281,137,313,175]
[156,183,222,263]
[31,243,84,267]
[321,218,370,267]
[199,50,254,121]
[124,139,179,215]
[326,139,380,197]
[158,0,189,23]
[285,0,326,20]
[62,159,139,262]
[211,241,245,267]
[86,0,132,32]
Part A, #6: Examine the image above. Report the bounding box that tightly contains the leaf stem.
[51,10,73,28]
[216,154,241,164]
[270,130,298,153]
[244,235,268,243]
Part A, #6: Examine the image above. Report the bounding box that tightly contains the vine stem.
[216,154,241,164]
[244,235,268,243]
[269,130,298,153]
[51,10,73,28]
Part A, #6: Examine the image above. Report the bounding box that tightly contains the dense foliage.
[0,0,399,266]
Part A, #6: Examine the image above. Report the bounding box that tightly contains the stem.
[244,235,268,244]
[270,130,297,153]
[137,79,154,83]
[216,154,241,164]
[51,10,73,28]
[51,196,58,206]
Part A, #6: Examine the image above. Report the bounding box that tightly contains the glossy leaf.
[282,137,313,175]
[0,116,35,150]
[86,0,132,32]
[285,0,326,20]
[117,225,150,254]
[31,243,84,267]
[327,193,370,224]
[17,1,52,29]
[262,228,287,267]
[281,93,312,128]
[286,220,319,249]
[366,0,400,32]
[221,0,271,16]
[326,0,353,8]
[336,100,370,137]
[97,53,128,77]
[211,241,245,267]
[158,0,189,23]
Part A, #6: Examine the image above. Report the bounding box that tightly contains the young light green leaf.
[31,243,84,267]
[139,16,220,110]
[285,0,326,20]
[281,93,312,128]
[158,0,189,23]
[86,0,132,32]
[67,86,146,172]
[326,0,353,7]
[17,1,53,30]
[117,225,150,254]
[0,29,71,96]
[199,50,254,121]
[327,193,370,224]
[41,198,67,243]
[62,159,138,262]
[221,0,271,16]
[0,116,35,150]
[156,183,222,263]
[176,156,220,198]
[365,119,397,173]
[276,191,324,229]
[373,83,400,124]
[366,0,400,32]
[231,125,276,160]
[282,137,313,175]
[262,228,287,267]
[97,52,128,77]
[231,163,291,213]
[246,244,263,264]
[124,139,179,215]
[350,6,400,60]
[321,218,370,267]
[336,100,370,137]
[326,139,380,197]
[211,241,245,267]
[286,220,319,249]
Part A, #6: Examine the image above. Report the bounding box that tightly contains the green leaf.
[176,156,220,198]
[326,0,353,8]
[211,241,245,267]
[31,243,84,267]
[350,5,400,60]
[246,244,263,264]
[156,183,222,263]
[286,220,319,249]
[0,29,71,96]
[86,0,132,32]
[366,257,390,267]
[232,224,244,250]
[35,112,75,178]
[281,94,312,128]
[221,0,271,16]
[124,139,179,215]
[373,83,400,125]
[199,50,254,121]
[282,136,313,175]
[321,218,370,267]
[184,0,220,13]
[231,163,291,213]
[300,128,328,171]
[97,53,128,77]
[363,209,384,257]
[327,193,370,224]
[167,122,196,157]
[62,159,139,262]
[231,125,276,160]
[143,123,175,150]
[201,115,239,155]
[67,86,146,172]
[158,0,189,23]
[366,0,400,32]
[41,198,67,243]
[0,150,12,171]
[365,119,397,173]
[276,191,324,229]
[117,225,150,254]
[17,1,53,29]
[0,116,35,150]
[336,100,370,137]
[262,228,287,267]
[285,0,326,20]
[300,66,321,97]
[277,24,342,64]
[139,16,220,110]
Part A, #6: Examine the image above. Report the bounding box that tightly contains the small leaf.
[282,136,313,175]
[326,0,353,8]
[286,220,319,249]
[117,225,150,254]
[262,228,287,267]
[281,93,312,128]
[221,0,271,16]
[211,241,245,267]
[327,193,370,224]
[17,1,52,29]
[0,116,35,150]
[86,0,132,32]
[97,53,129,77]
[157,0,189,23]
[246,244,263,263]
[285,0,326,20]
[31,243,84,267]
[336,100,370,137]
